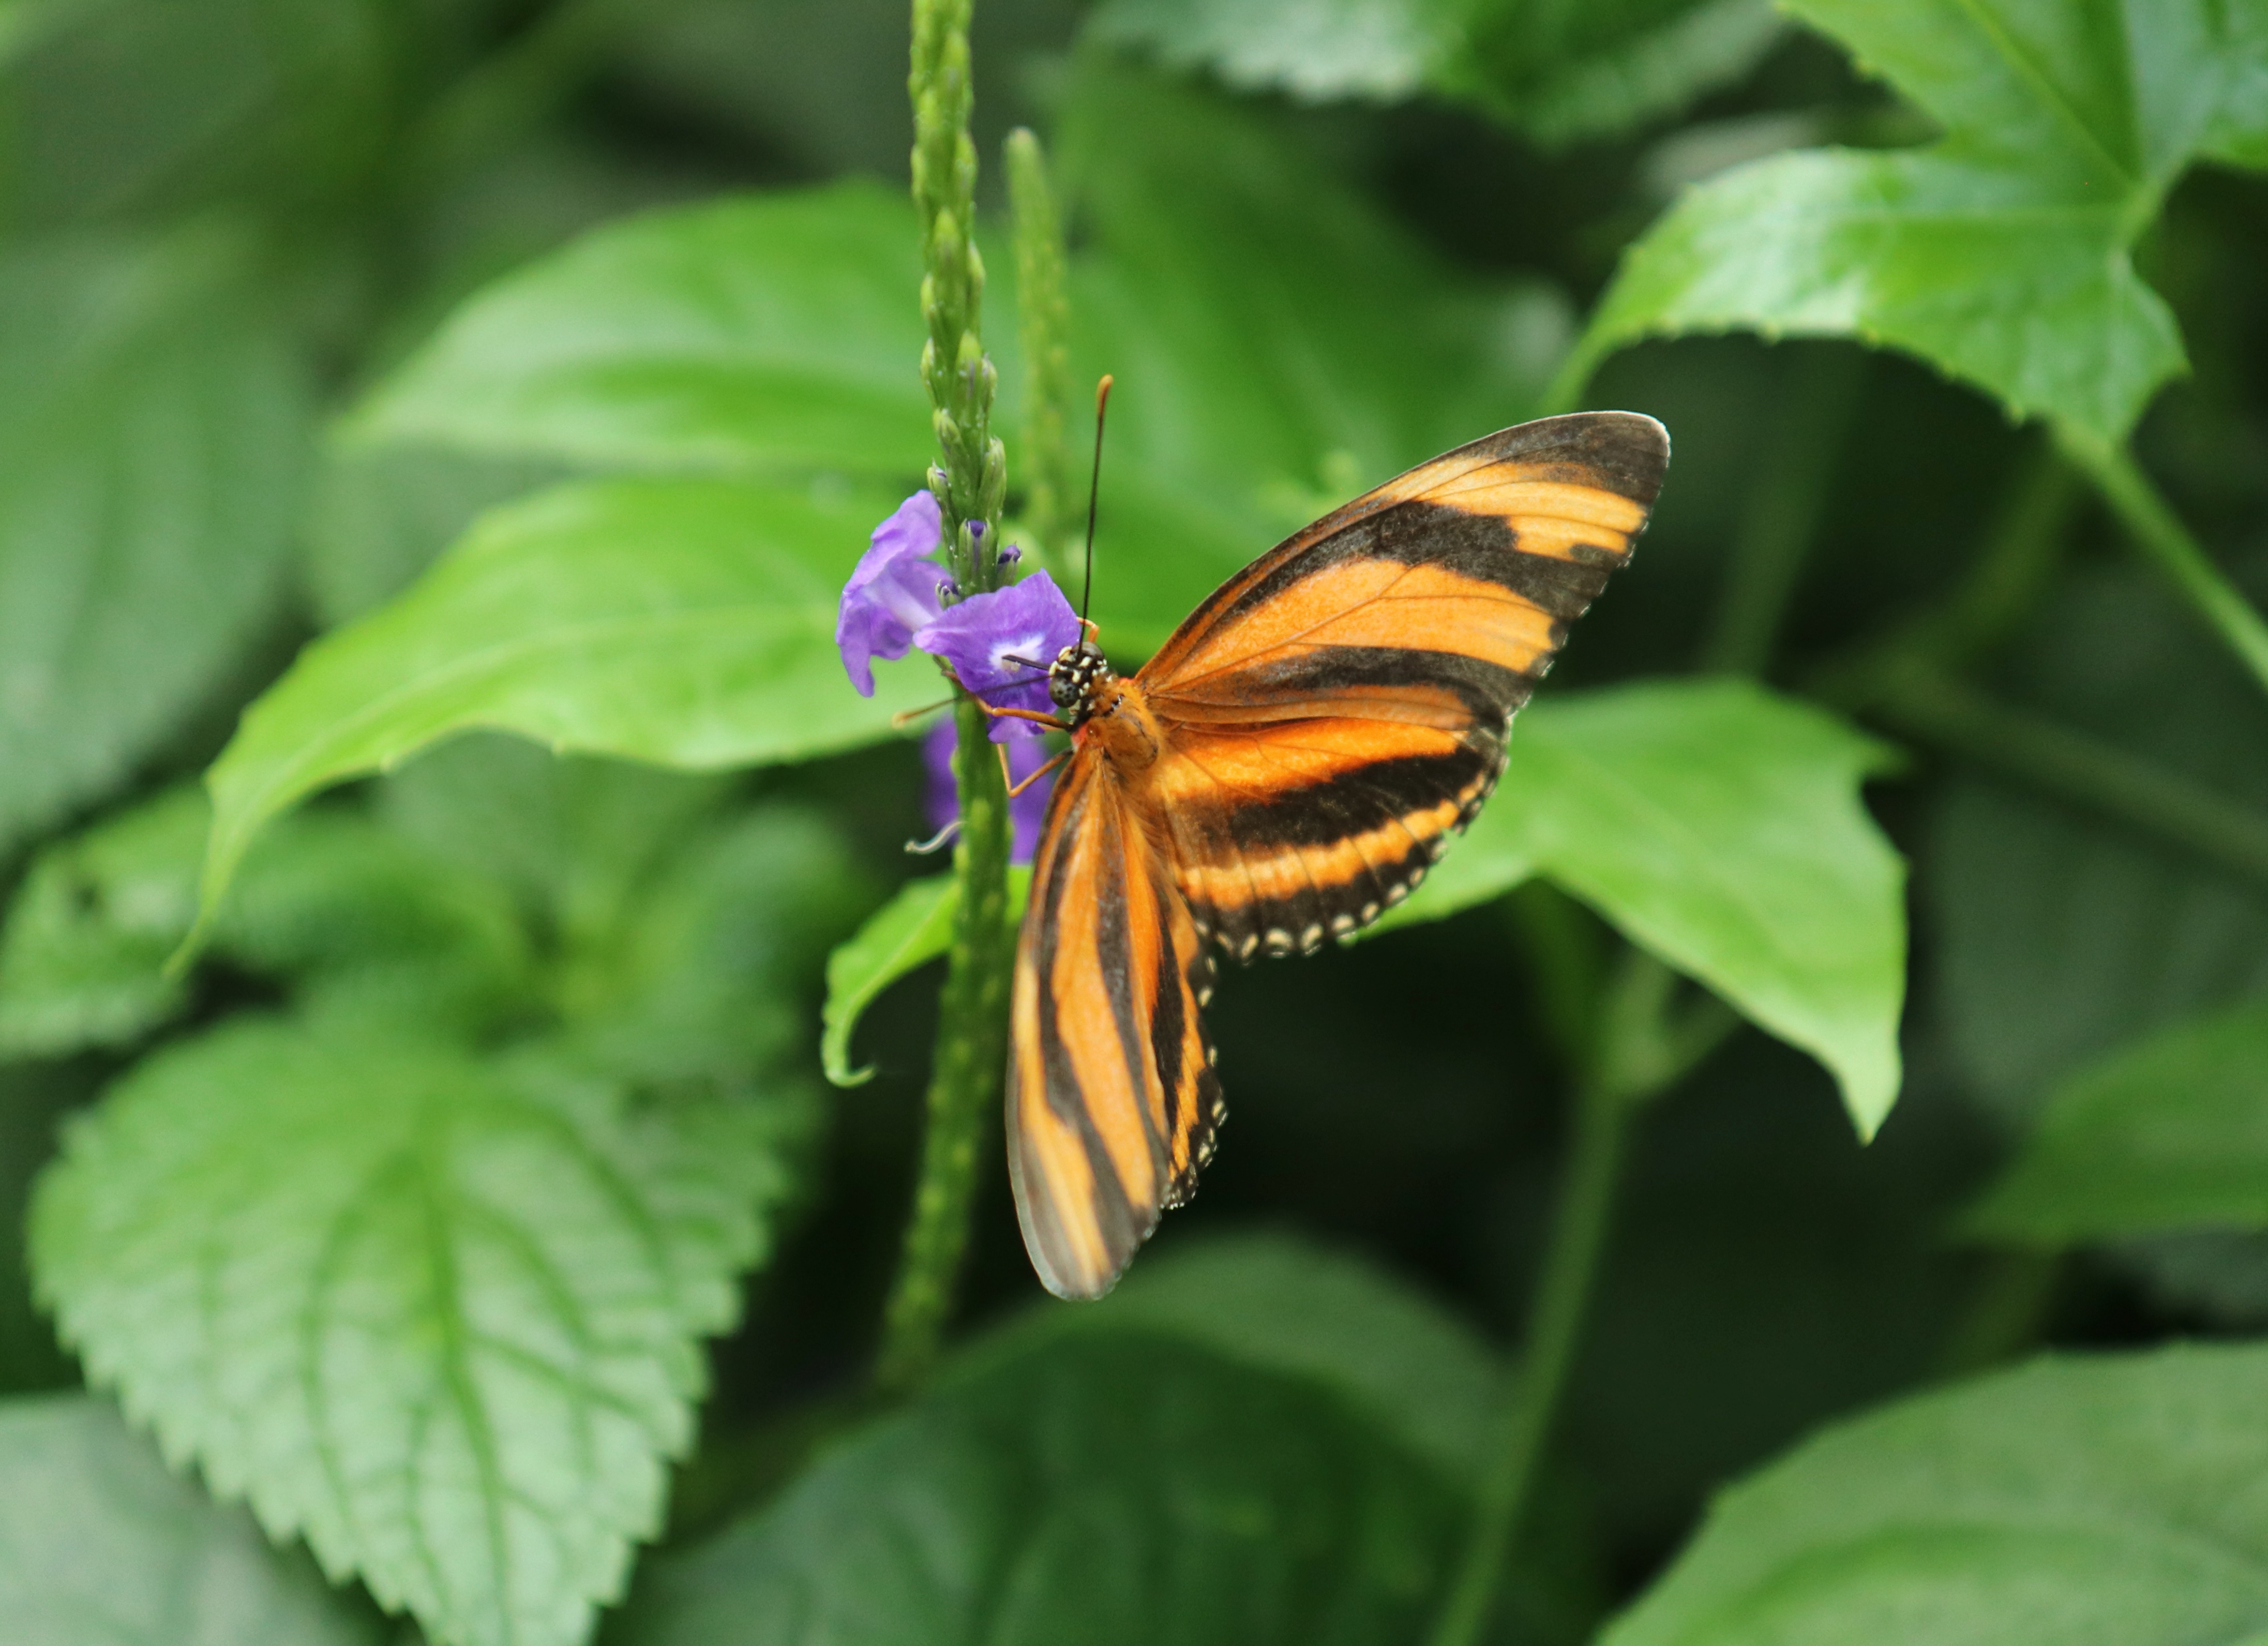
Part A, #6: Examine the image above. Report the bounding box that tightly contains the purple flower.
[837,491,948,695]
[924,720,1056,865]
[912,570,1082,742]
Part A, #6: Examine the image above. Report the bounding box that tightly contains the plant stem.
[1539,330,1606,417]
[1429,1065,1629,1646]
[875,0,1012,1394]
[1503,882,1609,1073]
[909,0,1007,595]
[1813,438,2268,890]
[1928,441,2079,665]
[2054,421,2268,699]
[1811,438,2076,712]
[876,697,1014,1392]
[1429,953,1732,1646]
[1703,348,1866,677]
[1005,128,1072,568]
[1864,659,2268,888]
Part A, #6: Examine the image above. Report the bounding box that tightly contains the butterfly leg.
[938,663,1071,734]
[974,702,1069,731]
[890,695,958,729]
[1001,746,1071,799]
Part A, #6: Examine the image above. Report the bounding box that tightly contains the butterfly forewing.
[1135,411,1667,958]
[1140,411,1665,692]
[1009,752,1221,1299]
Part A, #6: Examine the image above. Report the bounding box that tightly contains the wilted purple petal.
[913,570,1082,742]
[837,491,947,695]
[923,720,1057,865]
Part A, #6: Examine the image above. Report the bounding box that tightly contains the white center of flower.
[989,632,1047,681]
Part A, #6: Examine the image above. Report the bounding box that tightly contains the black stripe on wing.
[1163,643,1539,723]
[1208,501,1619,645]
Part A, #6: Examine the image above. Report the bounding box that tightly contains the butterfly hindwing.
[1009,751,1221,1299]
[1144,712,1504,959]
[1135,411,1667,958]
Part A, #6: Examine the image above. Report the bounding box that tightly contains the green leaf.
[0,0,88,69]
[33,1015,810,1646]
[976,1230,1499,1489]
[1086,0,1781,144]
[348,180,951,478]
[0,1393,384,1646]
[1450,0,1784,147]
[218,808,536,1034]
[1965,1001,2268,1247]
[0,0,390,223]
[377,738,879,1084]
[820,873,954,1087]
[0,788,205,1057]
[192,476,936,945]
[1009,1235,1595,1644]
[0,785,540,1057]
[342,65,1567,654]
[568,804,876,1087]
[1376,681,1907,1136]
[307,444,578,625]
[820,869,1034,1087]
[1085,0,1468,102]
[0,229,310,857]
[375,732,733,934]
[614,1332,1461,1646]
[1573,149,2183,442]
[2206,4,2268,166]
[1604,1341,2268,1646]
[1565,0,2268,440]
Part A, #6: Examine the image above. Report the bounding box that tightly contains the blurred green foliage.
[0,1,2264,1644]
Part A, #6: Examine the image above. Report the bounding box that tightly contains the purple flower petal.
[913,570,1082,742]
[923,720,1057,865]
[837,491,946,695]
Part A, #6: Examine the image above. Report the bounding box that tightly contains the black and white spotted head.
[1047,638,1114,727]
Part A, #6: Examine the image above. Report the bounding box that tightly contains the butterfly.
[1000,411,1669,1298]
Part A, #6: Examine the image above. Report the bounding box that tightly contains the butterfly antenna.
[1080,375,1113,624]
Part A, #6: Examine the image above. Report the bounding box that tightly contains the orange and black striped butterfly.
[1005,411,1669,1298]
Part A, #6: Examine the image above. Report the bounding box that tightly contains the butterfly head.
[1047,638,1113,727]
